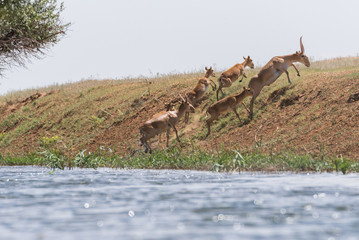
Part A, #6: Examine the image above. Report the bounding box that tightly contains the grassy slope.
[0,57,359,161]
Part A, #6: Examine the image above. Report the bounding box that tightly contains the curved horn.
[300,36,304,53]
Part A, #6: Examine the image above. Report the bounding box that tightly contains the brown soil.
[91,70,359,160]
[1,60,359,160]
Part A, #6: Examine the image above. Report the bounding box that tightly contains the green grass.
[1,147,358,174]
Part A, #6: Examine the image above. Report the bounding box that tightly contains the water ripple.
[0,167,359,240]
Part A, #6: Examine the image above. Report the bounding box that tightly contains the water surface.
[1,167,358,240]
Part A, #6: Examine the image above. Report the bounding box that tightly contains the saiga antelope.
[248,37,310,118]
[139,95,195,153]
[186,66,216,105]
[185,66,216,122]
[205,87,253,138]
[151,101,176,143]
[217,56,254,100]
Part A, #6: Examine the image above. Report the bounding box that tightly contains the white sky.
[1,0,359,95]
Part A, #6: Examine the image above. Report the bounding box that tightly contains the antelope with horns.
[205,87,253,138]
[217,56,254,100]
[139,95,195,153]
[150,101,177,143]
[248,37,310,118]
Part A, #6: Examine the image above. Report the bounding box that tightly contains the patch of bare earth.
[92,69,359,160]
[1,65,359,160]
[196,71,359,159]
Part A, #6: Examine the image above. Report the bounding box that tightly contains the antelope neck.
[242,59,249,67]
[281,53,301,64]
[204,73,212,78]
[235,91,247,102]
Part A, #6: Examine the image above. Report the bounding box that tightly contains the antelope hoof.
[297,73,301,77]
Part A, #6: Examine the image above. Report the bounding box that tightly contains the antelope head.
[243,56,254,69]
[179,94,195,113]
[295,37,311,67]
[205,66,216,77]
[242,86,253,97]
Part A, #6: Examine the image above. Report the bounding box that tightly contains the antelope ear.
[248,56,250,59]
[243,56,246,60]
[243,86,246,90]
[205,67,208,71]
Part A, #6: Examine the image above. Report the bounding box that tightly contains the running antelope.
[139,95,195,153]
[151,101,177,143]
[217,56,254,100]
[248,37,310,118]
[186,66,216,105]
[205,87,253,138]
[185,66,216,122]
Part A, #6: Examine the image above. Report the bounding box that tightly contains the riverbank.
[1,57,359,169]
[1,147,358,173]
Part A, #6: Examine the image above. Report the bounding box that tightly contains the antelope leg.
[232,107,241,121]
[291,63,300,77]
[241,102,250,114]
[169,122,180,142]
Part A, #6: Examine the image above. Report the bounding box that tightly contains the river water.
[0,166,359,240]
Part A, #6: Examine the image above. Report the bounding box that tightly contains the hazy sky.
[1,0,359,94]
